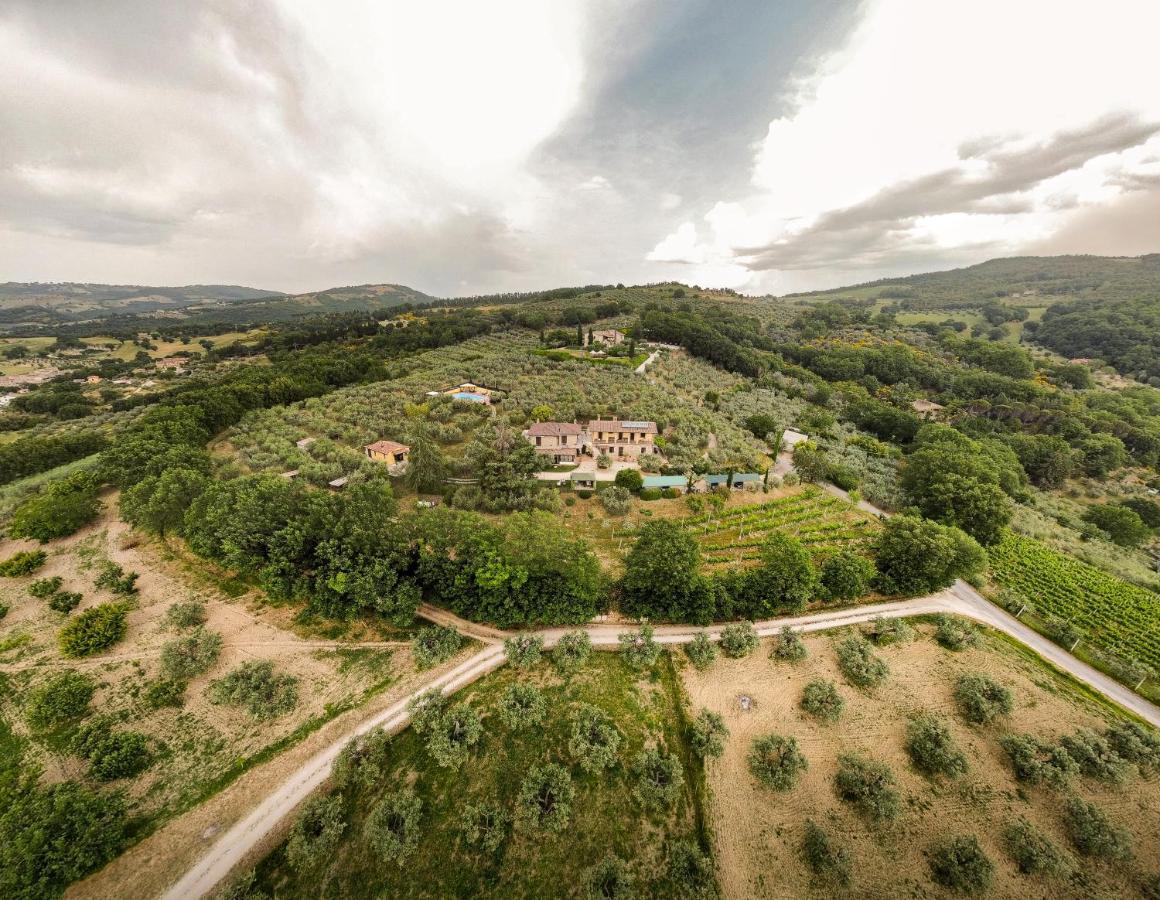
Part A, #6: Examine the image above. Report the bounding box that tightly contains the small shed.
[705,473,762,490]
[364,439,411,473]
[641,474,688,492]
[911,398,945,420]
[296,437,316,450]
[781,429,809,450]
[279,469,299,480]
[327,476,348,491]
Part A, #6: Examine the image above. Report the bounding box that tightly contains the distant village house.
[911,398,945,420]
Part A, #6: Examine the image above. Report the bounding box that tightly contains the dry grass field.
[683,624,1160,899]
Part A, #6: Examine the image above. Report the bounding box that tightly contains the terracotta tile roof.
[525,422,583,436]
[365,440,410,455]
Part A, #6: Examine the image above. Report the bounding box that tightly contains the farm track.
[158,581,1160,900]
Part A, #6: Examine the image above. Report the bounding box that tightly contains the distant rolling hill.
[0,281,440,331]
[786,253,1160,310]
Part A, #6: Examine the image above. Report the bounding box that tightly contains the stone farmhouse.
[523,422,583,465]
[587,329,624,346]
[525,419,660,462]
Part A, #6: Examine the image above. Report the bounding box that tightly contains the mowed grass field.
[686,623,1160,899]
[252,653,707,899]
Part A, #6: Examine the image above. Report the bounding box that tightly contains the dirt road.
[161,584,1160,900]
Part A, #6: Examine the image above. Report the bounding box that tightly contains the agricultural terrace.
[250,653,705,898]
[224,332,771,487]
[989,532,1160,673]
[684,487,881,570]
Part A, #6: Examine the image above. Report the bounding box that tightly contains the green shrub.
[632,747,685,809]
[25,670,95,729]
[569,703,622,773]
[28,576,63,598]
[614,469,644,492]
[407,688,448,736]
[160,627,223,681]
[1002,818,1071,877]
[835,635,888,687]
[71,720,153,781]
[685,632,717,670]
[928,834,994,894]
[0,603,7,620]
[688,708,729,758]
[459,801,509,854]
[285,794,346,873]
[553,630,592,675]
[1064,797,1132,860]
[998,734,1077,786]
[0,550,47,577]
[584,854,634,900]
[58,603,127,657]
[515,763,575,832]
[209,660,299,719]
[771,626,808,662]
[905,714,968,778]
[165,601,207,629]
[411,625,462,670]
[863,615,914,645]
[639,487,662,501]
[834,753,900,821]
[94,561,139,597]
[935,615,980,651]
[576,489,594,500]
[503,634,544,669]
[618,624,660,670]
[953,674,1013,725]
[142,678,185,709]
[599,485,633,515]
[800,679,844,723]
[497,682,546,730]
[49,591,82,614]
[366,787,423,863]
[719,621,758,658]
[662,487,681,499]
[748,733,807,791]
[801,820,852,886]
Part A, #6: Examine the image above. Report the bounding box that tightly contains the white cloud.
[648,0,1160,291]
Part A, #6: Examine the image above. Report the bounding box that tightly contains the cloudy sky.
[1,0,1159,297]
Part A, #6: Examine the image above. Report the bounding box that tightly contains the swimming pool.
[453,391,489,403]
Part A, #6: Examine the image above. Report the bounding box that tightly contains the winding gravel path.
[161,580,1160,900]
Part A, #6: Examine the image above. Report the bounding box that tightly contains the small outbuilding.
[364,439,410,475]
[911,398,945,420]
[327,476,349,491]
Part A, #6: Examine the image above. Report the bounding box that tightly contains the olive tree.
[366,787,422,864]
[553,630,592,675]
[770,626,807,662]
[928,835,994,895]
[684,632,717,670]
[632,748,685,810]
[688,709,729,759]
[504,634,544,669]
[1001,818,1071,877]
[954,673,1013,725]
[800,679,844,723]
[666,841,716,899]
[426,701,483,769]
[1065,797,1132,860]
[618,624,660,670]
[585,853,634,900]
[748,734,807,791]
[834,754,899,821]
[801,821,852,886]
[934,614,979,651]
[285,794,346,873]
[459,801,510,853]
[515,763,575,832]
[497,682,547,730]
[905,714,968,778]
[569,703,622,773]
[834,635,888,688]
[719,621,758,659]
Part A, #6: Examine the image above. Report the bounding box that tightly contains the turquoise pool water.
[453,391,488,402]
